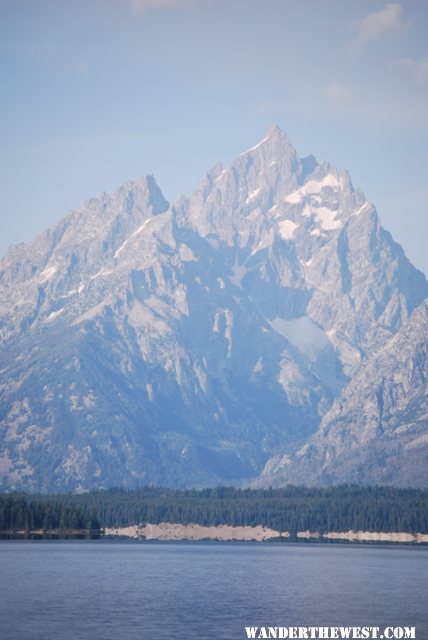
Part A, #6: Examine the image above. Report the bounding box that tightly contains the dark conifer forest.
[1,485,427,535]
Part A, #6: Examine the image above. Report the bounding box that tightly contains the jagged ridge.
[0,126,426,491]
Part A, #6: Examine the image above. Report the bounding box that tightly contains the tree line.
[0,494,100,532]
[1,485,427,535]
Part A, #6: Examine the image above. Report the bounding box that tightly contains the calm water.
[0,541,427,640]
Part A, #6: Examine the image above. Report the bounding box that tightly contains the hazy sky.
[1,0,427,273]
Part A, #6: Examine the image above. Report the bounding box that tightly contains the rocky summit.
[0,125,427,492]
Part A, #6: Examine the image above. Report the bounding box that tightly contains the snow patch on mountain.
[241,136,270,155]
[268,316,329,361]
[39,266,57,282]
[312,207,341,231]
[246,188,262,203]
[114,217,153,258]
[278,219,298,240]
[230,261,248,288]
[285,174,341,203]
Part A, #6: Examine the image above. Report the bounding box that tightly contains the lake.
[0,541,426,640]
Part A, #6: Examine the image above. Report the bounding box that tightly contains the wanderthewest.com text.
[244,627,416,639]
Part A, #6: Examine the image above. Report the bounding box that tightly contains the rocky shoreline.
[104,523,428,543]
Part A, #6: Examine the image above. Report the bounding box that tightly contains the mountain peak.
[265,123,292,147]
[238,124,294,158]
[119,173,169,215]
[266,123,284,138]
[143,173,169,214]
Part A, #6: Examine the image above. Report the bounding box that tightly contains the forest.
[1,485,427,535]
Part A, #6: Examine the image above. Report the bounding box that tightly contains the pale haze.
[1,0,427,273]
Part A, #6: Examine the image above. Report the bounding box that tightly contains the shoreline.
[0,528,100,538]
[2,524,427,544]
[104,523,428,544]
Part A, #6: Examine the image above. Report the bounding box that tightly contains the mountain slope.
[0,125,426,491]
[256,300,428,487]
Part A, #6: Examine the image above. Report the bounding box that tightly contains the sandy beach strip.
[104,523,428,543]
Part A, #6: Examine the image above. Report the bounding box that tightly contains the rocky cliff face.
[256,299,428,488]
[0,125,426,491]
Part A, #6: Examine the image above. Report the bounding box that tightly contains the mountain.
[0,125,427,492]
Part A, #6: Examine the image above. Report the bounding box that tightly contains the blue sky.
[1,0,427,273]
